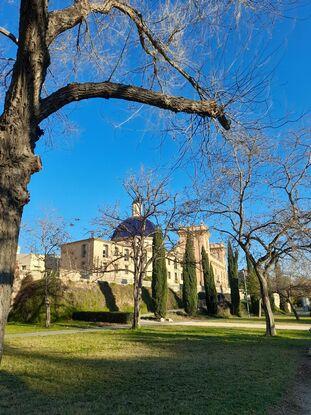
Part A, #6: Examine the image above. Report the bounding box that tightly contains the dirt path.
[5,319,310,339]
[142,319,311,331]
[269,355,311,415]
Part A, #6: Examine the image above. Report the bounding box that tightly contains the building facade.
[16,253,59,280]
[60,203,229,294]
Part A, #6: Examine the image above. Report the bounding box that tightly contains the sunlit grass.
[1,326,310,414]
[5,320,98,334]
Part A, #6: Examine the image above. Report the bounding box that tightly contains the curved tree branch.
[0,26,18,45]
[38,81,230,129]
[47,1,227,124]
[47,1,114,44]
[48,1,206,97]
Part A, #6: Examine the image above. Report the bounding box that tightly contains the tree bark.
[0,125,41,362]
[288,298,300,320]
[39,82,228,128]
[132,276,141,329]
[0,0,49,362]
[45,297,51,328]
[256,268,276,336]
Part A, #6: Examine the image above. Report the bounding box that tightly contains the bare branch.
[0,26,18,45]
[38,81,230,128]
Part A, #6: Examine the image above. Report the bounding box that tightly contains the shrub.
[216,304,231,318]
[201,247,218,316]
[10,278,182,323]
[182,235,198,315]
[152,228,168,319]
[72,311,133,324]
[228,241,241,316]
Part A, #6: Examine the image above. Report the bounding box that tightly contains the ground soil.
[269,353,311,415]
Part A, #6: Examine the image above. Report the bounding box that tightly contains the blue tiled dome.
[111,217,156,241]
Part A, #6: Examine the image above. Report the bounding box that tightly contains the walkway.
[142,320,310,331]
[5,319,310,339]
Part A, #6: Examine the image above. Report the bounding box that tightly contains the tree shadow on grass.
[98,281,119,311]
[2,329,310,414]
[141,287,154,312]
[168,288,183,309]
[0,370,49,414]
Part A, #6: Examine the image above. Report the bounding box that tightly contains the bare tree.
[0,0,302,358]
[94,170,181,328]
[190,130,310,335]
[273,256,311,320]
[24,214,70,327]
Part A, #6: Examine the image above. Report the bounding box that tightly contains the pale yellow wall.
[59,224,229,293]
[176,226,229,293]
[17,254,45,280]
[17,253,59,281]
[61,237,154,285]
[210,244,229,293]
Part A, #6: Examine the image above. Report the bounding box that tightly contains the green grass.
[166,312,311,325]
[1,326,310,414]
[5,320,98,334]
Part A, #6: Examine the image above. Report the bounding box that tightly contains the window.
[175,273,178,283]
[174,260,178,270]
[103,245,109,258]
[114,246,119,256]
[22,265,27,270]
[168,259,171,266]
[124,249,130,261]
[125,265,129,275]
[168,271,171,279]
[81,244,87,257]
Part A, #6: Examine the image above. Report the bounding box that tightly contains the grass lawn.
[1,326,310,415]
[5,320,98,334]
[165,312,311,326]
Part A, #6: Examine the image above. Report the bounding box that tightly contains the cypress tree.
[182,234,197,315]
[202,247,218,315]
[267,276,276,312]
[228,241,241,316]
[151,228,168,319]
[246,256,261,315]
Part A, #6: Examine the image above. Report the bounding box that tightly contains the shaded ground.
[5,314,310,336]
[1,326,310,414]
[269,356,311,415]
[5,319,310,340]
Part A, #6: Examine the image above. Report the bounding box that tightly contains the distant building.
[16,253,59,280]
[13,253,59,303]
[60,201,229,294]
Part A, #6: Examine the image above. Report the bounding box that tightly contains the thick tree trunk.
[0,132,26,361]
[0,124,41,362]
[0,0,49,363]
[257,269,276,336]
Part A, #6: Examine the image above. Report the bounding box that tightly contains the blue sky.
[0,2,310,251]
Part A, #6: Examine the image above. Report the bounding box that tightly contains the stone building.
[60,202,229,294]
[16,253,59,280]
[12,253,59,303]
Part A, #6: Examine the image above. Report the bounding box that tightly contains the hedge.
[72,311,133,324]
